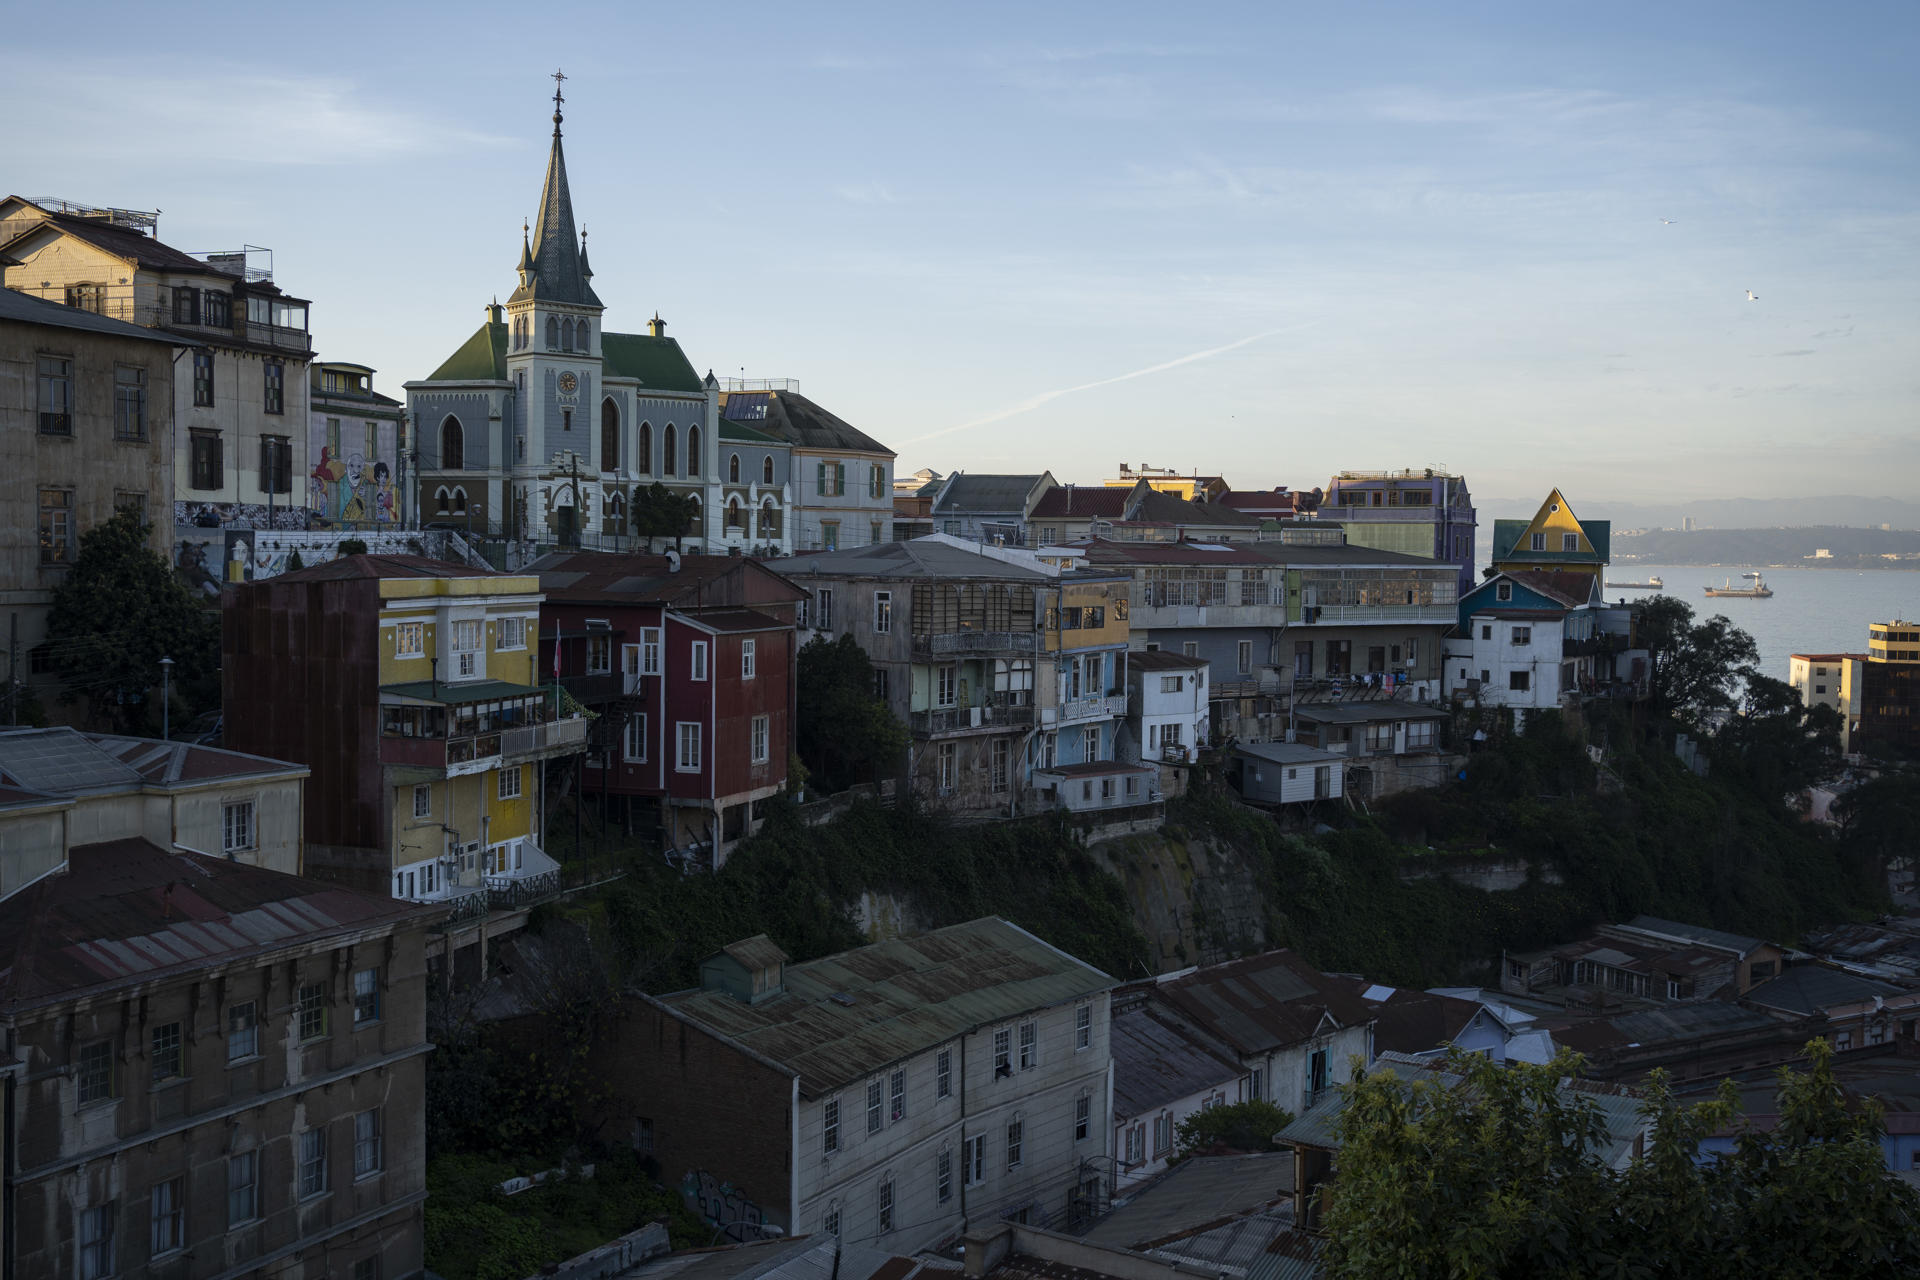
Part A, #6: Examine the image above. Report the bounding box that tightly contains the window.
[1075,1096,1091,1140]
[451,619,482,678]
[663,424,677,473]
[440,416,464,470]
[873,667,890,700]
[822,520,840,551]
[867,1078,885,1133]
[1509,670,1531,692]
[991,739,1009,793]
[1018,1021,1036,1070]
[874,591,892,634]
[353,1110,383,1177]
[38,489,72,564]
[1406,720,1436,749]
[260,434,292,493]
[190,350,215,407]
[228,1151,259,1225]
[299,1127,329,1199]
[1082,725,1100,763]
[37,355,72,433]
[1153,1112,1173,1155]
[353,1258,382,1280]
[1511,625,1532,645]
[877,1176,895,1233]
[80,1202,115,1279]
[204,290,231,327]
[585,633,612,674]
[497,765,523,800]
[151,1022,183,1083]
[354,968,381,1025]
[869,463,885,499]
[1125,1124,1145,1164]
[936,742,956,795]
[890,1069,906,1121]
[1006,1119,1023,1169]
[497,616,526,650]
[188,428,224,489]
[78,1039,114,1105]
[824,1098,841,1153]
[750,715,770,765]
[264,361,284,414]
[763,455,775,484]
[822,1206,840,1236]
[741,638,757,679]
[937,665,957,707]
[677,722,702,772]
[1182,641,1199,659]
[937,1148,953,1202]
[113,364,149,440]
[687,426,701,476]
[299,983,330,1040]
[1076,1004,1092,1049]
[223,800,255,853]
[871,521,883,546]
[634,628,661,677]
[816,589,834,630]
[993,1028,1011,1076]
[151,1178,184,1256]
[394,621,425,659]
[937,1048,952,1098]
[816,460,846,496]
[1562,532,1580,551]
[623,712,650,762]
[412,785,431,820]
[1236,639,1253,674]
[963,1134,985,1187]
[228,1002,257,1061]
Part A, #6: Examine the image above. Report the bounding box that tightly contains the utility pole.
[7,612,16,726]
[160,656,174,739]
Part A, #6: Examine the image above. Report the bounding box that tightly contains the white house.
[1442,569,1646,730]
[1126,649,1209,766]
[1230,741,1344,806]
[1107,989,1241,1190]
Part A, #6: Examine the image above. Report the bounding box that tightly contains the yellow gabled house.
[1488,488,1610,581]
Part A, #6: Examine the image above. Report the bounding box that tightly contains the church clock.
[558,371,578,394]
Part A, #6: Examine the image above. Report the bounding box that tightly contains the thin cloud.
[898,327,1305,447]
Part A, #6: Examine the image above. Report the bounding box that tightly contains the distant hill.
[1613,525,1920,567]
[1477,495,1920,532]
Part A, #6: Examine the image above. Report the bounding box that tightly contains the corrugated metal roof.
[1086,1152,1292,1250]
[1153,951,1374,1057]
[1741,965,1905,1016]
[1623,915,1766,958]
[1111,1006,1241,1117]
[659,917,1112,1099]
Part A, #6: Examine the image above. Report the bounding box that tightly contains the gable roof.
[1131,491,1263,528]
[0,839,431,1013]
[1490,489,1611,565]
[933,473,1052,515]
[0,202,229,277]
[601,331,704,392]
[1334,981,1503,1057]
[531,551,806,607]
[1151,949,1375,1056]
[269,553,498,582]
[0,283,200,348]
[423,318,509,383]
[1461,569,1600,616]
[1740,965,1907,1017]
[721,390,892,457]
[1111,1001,1242,1118]
[1028,485,1131,520]
[653,916,1114,1099]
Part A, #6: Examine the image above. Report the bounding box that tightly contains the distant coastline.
[1611,559,1920,570]
[1609,525,1920,571]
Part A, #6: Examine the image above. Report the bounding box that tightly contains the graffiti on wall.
[680,1169,765,1241]
[310,449,396,525]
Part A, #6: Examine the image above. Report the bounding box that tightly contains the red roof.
[532,551,805,606]
[270,553,498,582]
[1028,486,1131,519]
[1501,569,1598,608]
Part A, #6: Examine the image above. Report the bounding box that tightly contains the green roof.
[1491,518,1611,565]
[719,418,783,444]
[381,678,545,705]
[601,331,704,392]
[424,320,508,383]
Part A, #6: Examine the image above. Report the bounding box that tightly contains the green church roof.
[601,331,703,393]
[424,320,508,383]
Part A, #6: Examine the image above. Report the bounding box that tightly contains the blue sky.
[9,1,1917,507]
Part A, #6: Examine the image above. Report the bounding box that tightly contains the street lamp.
[159,656,174,740]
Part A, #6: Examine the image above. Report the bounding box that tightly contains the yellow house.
[1488,488,1611,580]
[1103,463,1229,503]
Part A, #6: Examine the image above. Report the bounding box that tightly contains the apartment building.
[0,839,435,1280]
[1322,468,1477,596]
[0,727,308,898]
[722,387,892,552]
[1857,620,1920,758]
[601,918,1116,1252]
[1,196,314,531]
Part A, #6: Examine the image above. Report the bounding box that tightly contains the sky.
[7,0,1918,509]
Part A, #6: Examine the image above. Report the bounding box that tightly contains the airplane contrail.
[896,324,1308,448]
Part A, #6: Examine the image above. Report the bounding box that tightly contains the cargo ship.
[1703,572,1773,599]
[1606,574,1664,590]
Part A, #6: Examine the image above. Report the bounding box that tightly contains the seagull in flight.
[1659,217,1677,225]
[1746,290,1759,302]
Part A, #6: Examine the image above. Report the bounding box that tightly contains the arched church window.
[601,399,620,472]
[441,416,464,470]
[663,425,677,475]
[546,316,559,349]
[435,486,451,514]
[728,453,740,483]
[726,497,742,531]
[685,494,702,537]
[687,426,701,477]
[562,318,575,352]
[451,487,468,514]
[637,422,652,474]
[762,455,775,485]
[759,497,779,538]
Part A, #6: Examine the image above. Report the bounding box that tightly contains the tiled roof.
[531,551,806,606]
[0,283,200,348]
[0,839,431,1012]
[655,917,1113,1099]
[1153,949,1375,1056]
[602,331,703,392]
[423,319,508,382]
[1028,486,1129,519]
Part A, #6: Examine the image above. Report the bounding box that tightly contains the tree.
[630,483,699,551]
[1714,673,1844,802]
[44,509,218,735]
[1834,765,1920,879]
[1318,1043,1920,1280]
[1638,596,1760,725]
[794,634,907,794]
[1171,1099,1293,1161]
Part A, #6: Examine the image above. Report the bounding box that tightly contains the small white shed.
[1232,741,1344,805]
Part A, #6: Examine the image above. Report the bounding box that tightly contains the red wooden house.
[532,551,804,867]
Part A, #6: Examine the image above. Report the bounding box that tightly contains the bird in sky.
[1746,290,1761,302]
[1659,217,1677,225]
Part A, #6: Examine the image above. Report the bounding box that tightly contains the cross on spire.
[551,68,566,133]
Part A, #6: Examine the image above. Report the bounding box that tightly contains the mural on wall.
[309,449,396,525]
[173,527,464,587]
[175,501,312,532]
[680,1169,766,1241]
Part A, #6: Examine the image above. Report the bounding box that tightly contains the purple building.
[1322,468,1477,596]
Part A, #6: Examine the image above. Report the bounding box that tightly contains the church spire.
[508,70,603,309]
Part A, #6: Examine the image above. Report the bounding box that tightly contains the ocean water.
[1600,566,1920,682]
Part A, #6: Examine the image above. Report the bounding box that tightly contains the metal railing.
[911,702,1035,735]
[502,717,589,757]
[914,630,1041,656]
[1056,692,1128,722]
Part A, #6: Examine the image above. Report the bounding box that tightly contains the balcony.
[913,630,1040,658]
[911,700,1035,736]
[1563,633,1628,659]
[1052,692,1128,724]
[503,717,589,760]
[1296,603,1456,625]
[380,732,503,777]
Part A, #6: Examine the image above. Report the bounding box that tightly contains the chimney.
[648,313,667,338]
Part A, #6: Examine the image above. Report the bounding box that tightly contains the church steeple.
[507,70,603,309]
